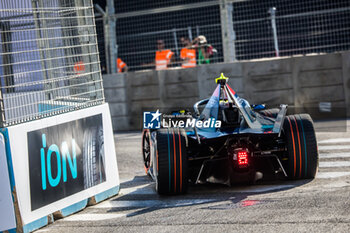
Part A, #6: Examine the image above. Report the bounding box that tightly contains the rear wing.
[272,104,287,135]
[224,84,262,129]
[218,73,287,133]
[198,73,288,133]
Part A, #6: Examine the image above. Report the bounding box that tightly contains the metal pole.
[107,0,117,73]
[187,26,193,41]
[74,0,97,99]
[219,0,236,62]
[95,4,110,73]
[173,28,179,56]
[31,0,53,100]
[196,25,200,37]
[230,4,237,61]
[269,7,279,57]
[83,0,103,100]
[0,22,11,126]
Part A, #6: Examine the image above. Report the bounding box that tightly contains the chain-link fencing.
[96,0,350,72]
[0,0,104,126]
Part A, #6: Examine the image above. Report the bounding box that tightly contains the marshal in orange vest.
[155,50,173,70]
[117,58,127,73]
[180,48,196,68]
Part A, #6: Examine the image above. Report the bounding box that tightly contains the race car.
[142,73,318,195]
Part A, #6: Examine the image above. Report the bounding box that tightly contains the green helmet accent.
[215,73,229,84]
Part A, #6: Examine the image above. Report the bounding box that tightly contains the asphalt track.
[37,119,350,233]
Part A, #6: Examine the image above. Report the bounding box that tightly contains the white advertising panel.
[0,133,16,231]
[7,103,119,224]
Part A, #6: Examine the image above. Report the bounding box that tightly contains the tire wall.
[104,52,350,131]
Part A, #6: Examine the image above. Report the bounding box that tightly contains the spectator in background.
[192,35,217,65]
[117,58,128,73]
[180,37,196,68]
[155,39,174,70]
[142,40,174,70]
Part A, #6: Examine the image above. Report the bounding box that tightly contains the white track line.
[324,181,350,188]
[60,213,126,221]
[317,172,350,179]
[318,138,350,144]
[318,145,350,151]
[36,229,50,233]
[319,161,350,168]
[119,184,155,195]
[319,153,350,158]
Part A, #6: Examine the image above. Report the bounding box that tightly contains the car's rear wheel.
[142,129,151,175]
[283,114,318,179]
[156,128,188,195]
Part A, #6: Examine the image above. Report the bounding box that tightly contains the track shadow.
[107,176,313,217]
[119,175,152,188]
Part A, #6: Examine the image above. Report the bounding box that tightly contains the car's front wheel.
[142,129,151,175]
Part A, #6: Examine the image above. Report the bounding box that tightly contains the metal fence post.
[220,0,236,62]
[31,0,54,100]
[94,4,110,74]
[187,26,193,41]
[107,0,117,74]
[269,7,279,57]
[173,28,179,56]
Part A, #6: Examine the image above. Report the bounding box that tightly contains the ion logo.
[40,134,77,190]
[143,110,161,129]
[28,114,104,211]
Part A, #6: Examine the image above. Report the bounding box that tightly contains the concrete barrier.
[104,52,350,131]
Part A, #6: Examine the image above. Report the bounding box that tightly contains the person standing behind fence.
[192,35,217,65]
[117,58,128,73]
[142,40,174,70]
[155,40,174,70]
[180,37,196,68]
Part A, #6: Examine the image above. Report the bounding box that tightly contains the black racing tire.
[142,129,151,175]
[259,108,280,118]
[156,128,188,195]
[283,114,318,179]
[83,126,105,189]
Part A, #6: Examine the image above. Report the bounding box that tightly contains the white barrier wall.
[0,134,16,231]
[4,103,119,226]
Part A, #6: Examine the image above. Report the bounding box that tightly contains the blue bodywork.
[186,82,287,140]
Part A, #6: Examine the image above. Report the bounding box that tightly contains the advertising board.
[7,103,119,224]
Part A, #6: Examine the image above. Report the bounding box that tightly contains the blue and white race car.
[142,74,319,195]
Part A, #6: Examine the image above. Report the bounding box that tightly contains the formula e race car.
[142,73,319,195]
